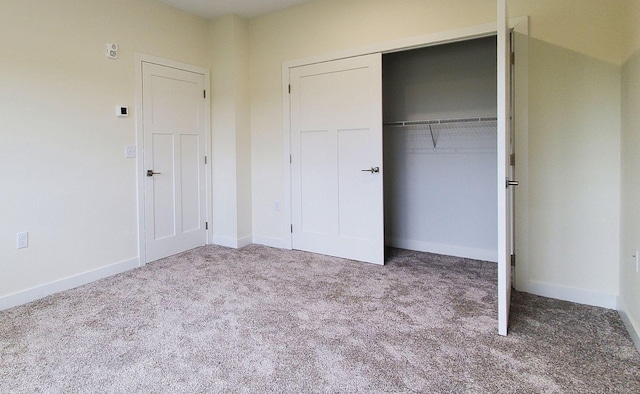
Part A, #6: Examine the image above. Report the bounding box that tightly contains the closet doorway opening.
[382,36,500,263]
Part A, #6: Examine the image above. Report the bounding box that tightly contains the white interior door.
[497,0,514,336]
[142,62,207,263]
[290,53,384,265]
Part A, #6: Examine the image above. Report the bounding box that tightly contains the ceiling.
[157,0,313,19]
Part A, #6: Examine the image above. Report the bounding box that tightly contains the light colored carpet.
[1,245,639,393]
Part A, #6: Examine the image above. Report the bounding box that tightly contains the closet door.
[497,0,515,336]
[290,54,384,265]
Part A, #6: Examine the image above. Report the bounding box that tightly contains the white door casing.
[141,61,208,263]
[290,54,384,265]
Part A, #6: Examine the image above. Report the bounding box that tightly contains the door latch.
[361,167,380,173]
[506,178,519,187]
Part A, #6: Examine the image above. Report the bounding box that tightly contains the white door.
[290,54,384,265]
[497,0,515,336]
[142,62,207,263]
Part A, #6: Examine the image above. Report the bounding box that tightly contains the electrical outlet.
[17,232,28,249]
[125,145,136,158]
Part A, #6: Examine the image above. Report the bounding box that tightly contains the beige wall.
[511,0,624,65]
[209,15,253,247]
[523,38,620,301]
[0,0,210,298]
[620,0,640,345]
[248,0,624,305]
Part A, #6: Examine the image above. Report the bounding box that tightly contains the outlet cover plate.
[17,232,28,249]
[125,145,136,158]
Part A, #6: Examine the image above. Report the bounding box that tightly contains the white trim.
[510,15,529,36]
[211,235,240,248]
[0,258,139,311]
[513,19,530,293]
[253,235,287,249]
[618,298,640,352]
[282,65,293,250]
[237,236,253,248]
[134,53,211,266]
[282,17,530,255]
[211,235,253,249]
[520,280,618,310]
[387,238,497,262]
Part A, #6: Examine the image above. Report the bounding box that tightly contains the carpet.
[1,245,639,393]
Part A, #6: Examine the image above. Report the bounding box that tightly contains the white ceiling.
[157,0,313,19]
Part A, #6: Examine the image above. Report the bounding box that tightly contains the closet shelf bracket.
[428,124,437,151]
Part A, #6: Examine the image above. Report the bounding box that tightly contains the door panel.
[180,134,201,232]
[143,63,206,263]
[338,128,373,240]
[497,0,513,336]
[151,133,176,240]
[291,54,384,265]
[300,130,332,234]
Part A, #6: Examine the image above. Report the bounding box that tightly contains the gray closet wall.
[383,36,499,262]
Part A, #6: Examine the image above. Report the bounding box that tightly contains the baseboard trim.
[237,236,252,248]
[520,280,617,309]
[252,235,287,249]
[618,298,640,352]
[386,237,497,262]
[211,235,252,249]
[0,257,139,311]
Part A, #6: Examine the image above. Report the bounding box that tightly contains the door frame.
[134,53,212,266]
[282,17,529,251]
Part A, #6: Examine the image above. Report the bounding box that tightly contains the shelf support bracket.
[428,124,437,151]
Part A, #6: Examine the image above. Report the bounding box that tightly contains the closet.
[382,36,498,262]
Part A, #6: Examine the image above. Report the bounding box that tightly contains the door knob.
[361,167,380,173]
[147,170,161,177]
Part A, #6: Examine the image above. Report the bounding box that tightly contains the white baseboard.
[211,235,252,249]
[0,257,139,311]
[520,280,618,310]
[386,237,497,262]
[618,298,640,352]
[211,235,237,248]
[238,236,252,248]
[252,235,287,249]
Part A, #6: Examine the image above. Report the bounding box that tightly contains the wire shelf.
[384,117,497,152]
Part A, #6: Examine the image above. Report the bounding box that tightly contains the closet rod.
[383,116,497,127]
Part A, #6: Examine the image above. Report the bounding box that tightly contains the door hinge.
[510,153,515,166]
[511,52,515,65]
[204,90,206,98]
[511,254,516,267]
[288,84,291,94]
[204,155,207,164]
[290,154,292,164]
[205,221,209,230]
[291,224,293,233]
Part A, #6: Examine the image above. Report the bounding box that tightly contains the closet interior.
[382,36,499,262]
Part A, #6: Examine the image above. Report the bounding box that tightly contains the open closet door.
[497,0,514,336]
[290,53,384,265]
